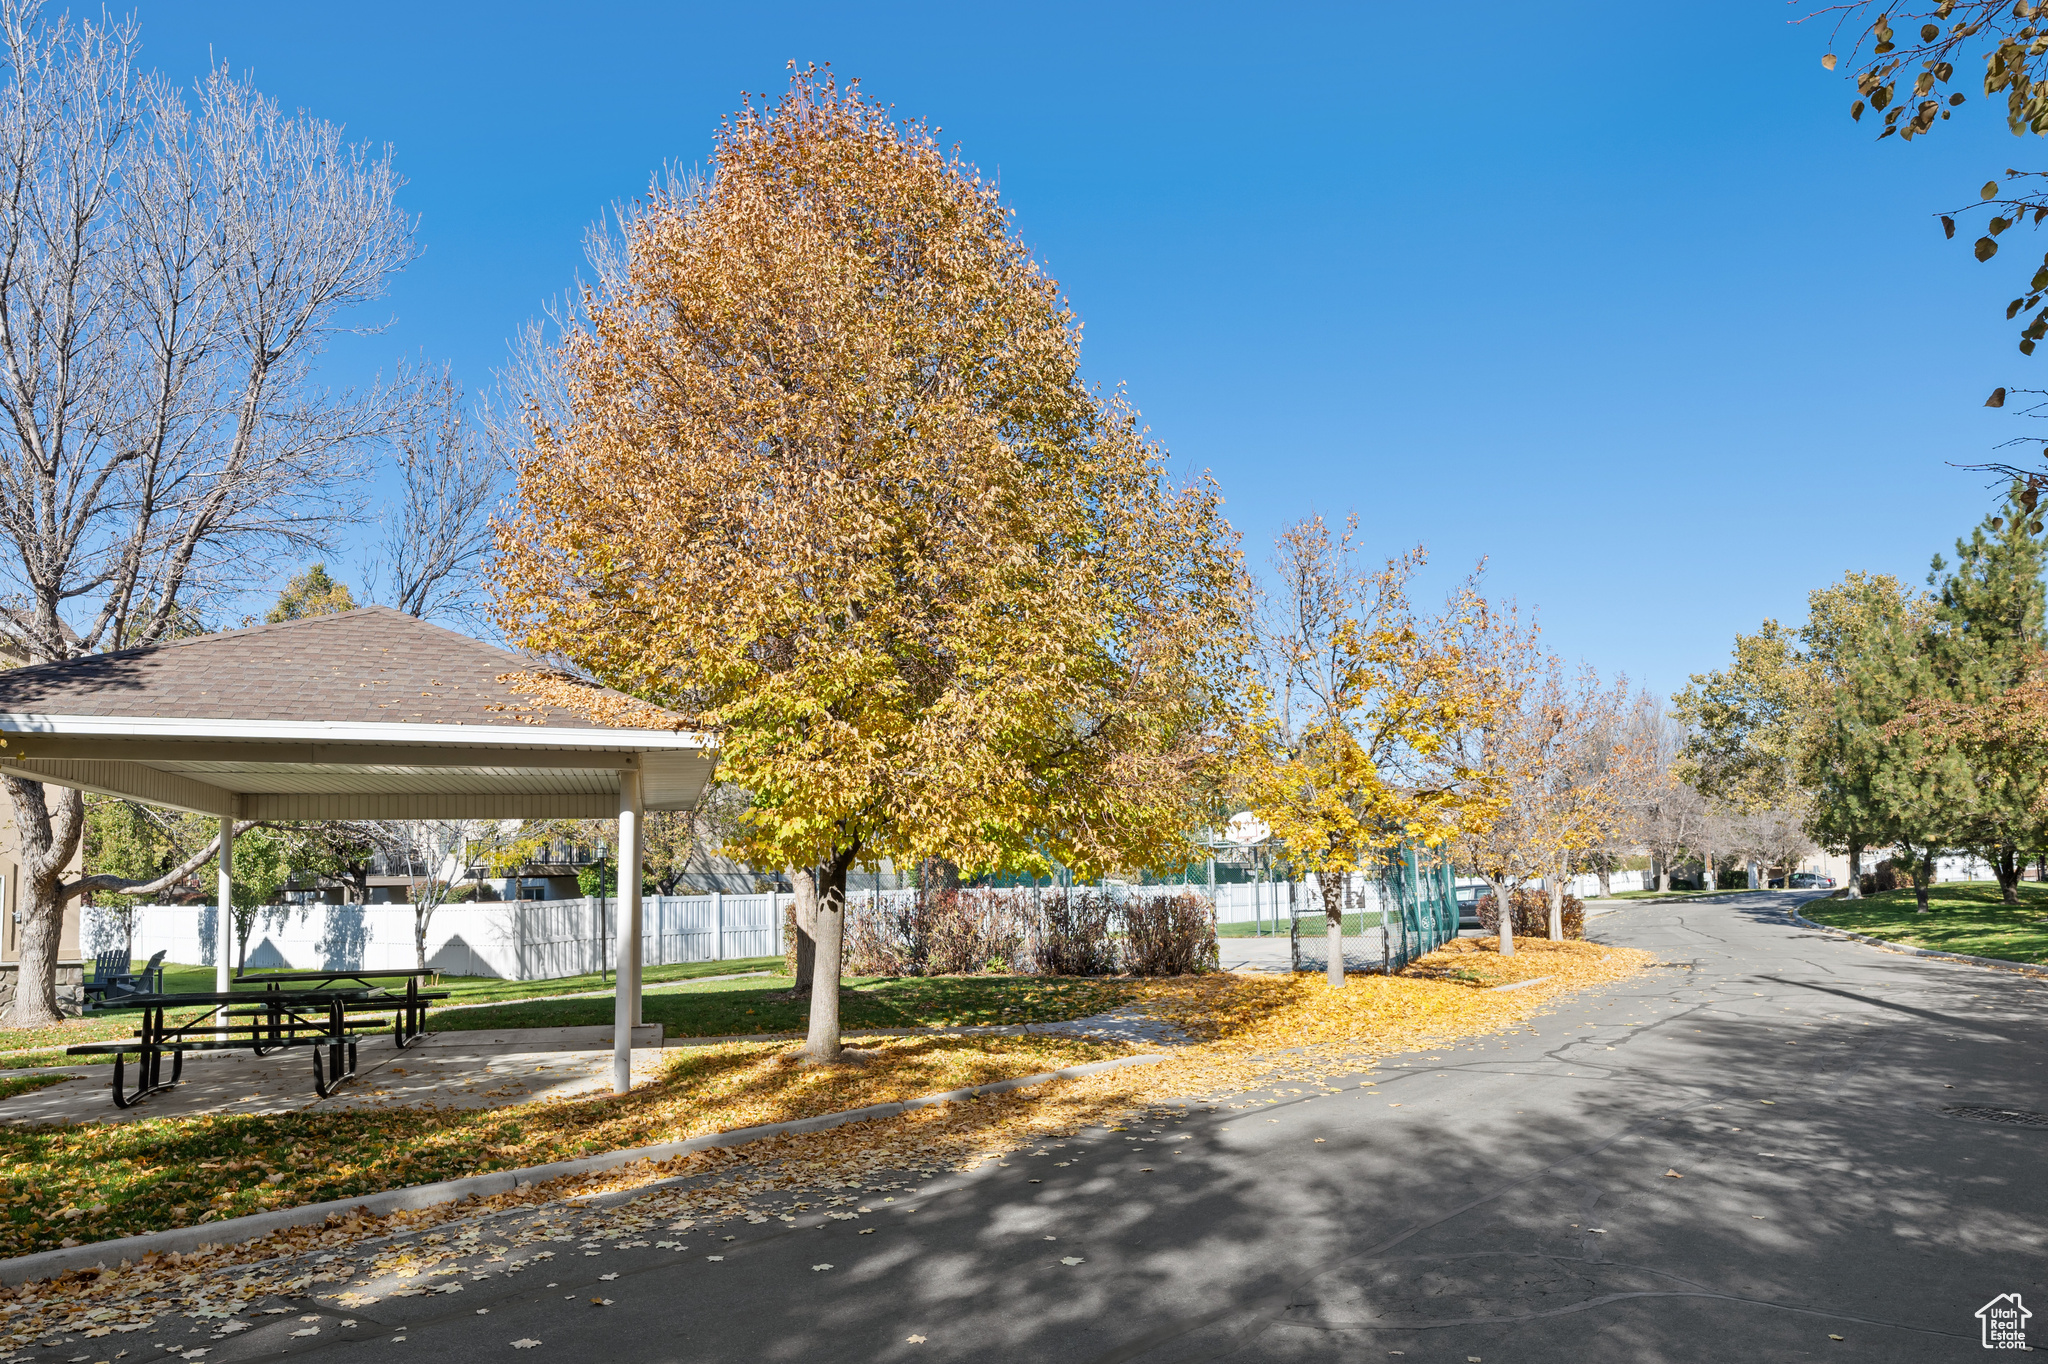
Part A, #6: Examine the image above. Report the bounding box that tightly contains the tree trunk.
[2,777,82,1028]
[790,868,818,995]
[236,910,250,976]
[801,847,859,1060]
[1546,864,1564,941]
[1490,875,1514,957]
[1845,841,1862,900]
[6,876,65,1026]
[1997,843,2021,905]
[1597,867,1611,897]
[1322,871,1345,988]
[1656,857,1670,894]
[1914,849,1935,912]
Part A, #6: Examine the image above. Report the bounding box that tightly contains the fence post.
[1288,879,1299,972]
[712,890,724,962]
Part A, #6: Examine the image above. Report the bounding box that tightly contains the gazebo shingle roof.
[0,607,711,819]
[0,606,643,728]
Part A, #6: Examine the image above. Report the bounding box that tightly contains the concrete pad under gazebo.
[0,606,714,1094]
[2,1024,672,1127]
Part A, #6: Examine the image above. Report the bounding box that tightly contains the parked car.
[1455,883,1489,928]
[1768,871,1836,889]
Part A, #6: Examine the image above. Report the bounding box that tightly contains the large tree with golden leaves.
[494,67,1247,1061]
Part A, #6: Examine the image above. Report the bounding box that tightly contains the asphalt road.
[115,892,2048,1362]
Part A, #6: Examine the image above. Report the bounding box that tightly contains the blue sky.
[130,1,2041,699]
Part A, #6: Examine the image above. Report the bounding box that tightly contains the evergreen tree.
[1923,494,2048,902]
[1847,597,1969,912]
[1799,574,1923,897]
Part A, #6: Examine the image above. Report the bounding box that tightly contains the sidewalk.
[1217,934,1294,973]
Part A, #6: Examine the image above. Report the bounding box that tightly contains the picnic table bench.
[232,968,447,1050]
[68,988,379,1109]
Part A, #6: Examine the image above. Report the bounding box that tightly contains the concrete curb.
[1783,909,2048,980]
[0,1051,1169,1286]
[1485,976,1553,993]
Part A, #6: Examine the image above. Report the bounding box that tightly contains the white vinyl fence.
[85,894,788,983]
[84,871,1650,984]
[1211,868,1649,926]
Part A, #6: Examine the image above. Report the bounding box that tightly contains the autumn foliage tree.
[1447,604,1546,956]
[494,68,1246,1061]
[1447,618,1639,952]
[1246,517,1506,983]
[1519,665,1642,939]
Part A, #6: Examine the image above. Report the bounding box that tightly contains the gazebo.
[0,606,714,1093]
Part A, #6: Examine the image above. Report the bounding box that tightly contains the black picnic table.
[67,987,378,1109]
[231,968,446,1050]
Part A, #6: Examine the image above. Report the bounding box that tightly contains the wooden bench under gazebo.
[0,606,714,1102]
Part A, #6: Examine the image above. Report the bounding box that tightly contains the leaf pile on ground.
[0,1032,1122,1261]
[0,937,1652,1342]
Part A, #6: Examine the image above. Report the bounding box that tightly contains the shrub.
[1121,892,1218,976]
[1474,887,1584,940]
[842,889,1027,976]
[1033,891,1118,976]
[795,885,1219,979]
[1869,859,1912,894]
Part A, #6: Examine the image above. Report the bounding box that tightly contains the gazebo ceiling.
[0,607,714,819]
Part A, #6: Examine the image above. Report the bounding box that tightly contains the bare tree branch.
[363,357,501,625]
[0,0,416,1025]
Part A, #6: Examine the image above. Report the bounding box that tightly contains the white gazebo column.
[611,768,644,1095]
[215,816,234,1035]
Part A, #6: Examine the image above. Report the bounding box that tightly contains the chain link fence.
[1290,846,1459,975]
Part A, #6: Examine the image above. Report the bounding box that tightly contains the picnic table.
[67,988,378,1109]
[231,968,446,1050]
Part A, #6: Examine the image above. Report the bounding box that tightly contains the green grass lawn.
[0,957,783,1065]
[0,1073,69,1101]
[430,972,1136,1037]
[0,956,1129,1061]
[1802,880,2048,964]
[1219,913,1396,938]
[155,956,786,1005]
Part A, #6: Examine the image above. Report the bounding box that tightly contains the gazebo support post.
[215,815,234,1037]
[612,767,644,1095]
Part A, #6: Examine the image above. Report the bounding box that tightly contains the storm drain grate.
[1941,1105,2048,1128]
